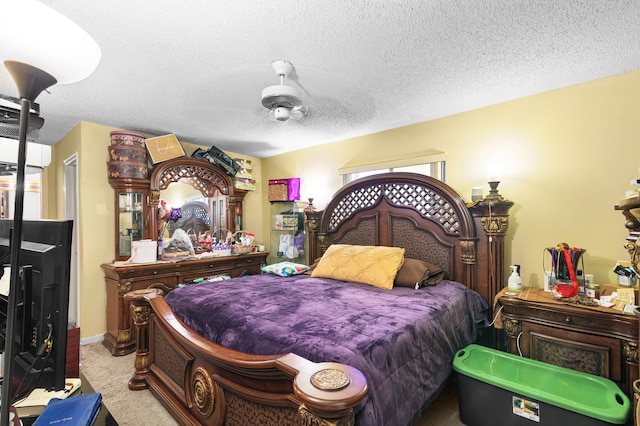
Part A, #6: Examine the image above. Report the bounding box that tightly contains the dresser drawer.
[180,266,236,283]
[104,264,178,281]
[502,299,638,340]
[524,322,620,381]
[235,256,259,268]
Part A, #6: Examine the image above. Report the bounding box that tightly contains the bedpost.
[305,209,323,263]
[469,199,514,305]
[125,288,163,390]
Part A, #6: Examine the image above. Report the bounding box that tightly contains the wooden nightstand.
[499,289,639,400]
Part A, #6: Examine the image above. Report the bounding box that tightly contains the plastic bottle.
[508,265,522,292]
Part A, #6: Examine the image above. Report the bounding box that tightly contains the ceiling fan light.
[273,107,291,122]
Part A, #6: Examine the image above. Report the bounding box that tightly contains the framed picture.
[144,134,185,164]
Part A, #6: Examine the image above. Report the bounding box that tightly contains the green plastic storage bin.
[453,344,630,425]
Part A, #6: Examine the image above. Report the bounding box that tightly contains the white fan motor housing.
[261,84,302,109]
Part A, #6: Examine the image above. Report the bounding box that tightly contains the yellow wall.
[262,70,640,288]
[44,122,115,339]
[46,69,640,338]
[48,124,263,338]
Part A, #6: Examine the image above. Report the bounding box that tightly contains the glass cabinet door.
[118,191,145,258]
[269,201,307,264]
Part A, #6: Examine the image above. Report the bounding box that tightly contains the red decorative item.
[546,243,586,299]
[554,284,577,298]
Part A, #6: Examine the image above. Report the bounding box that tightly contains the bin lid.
[453,344,630,424]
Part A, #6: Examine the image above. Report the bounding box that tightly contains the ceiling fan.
[261,60,307,122]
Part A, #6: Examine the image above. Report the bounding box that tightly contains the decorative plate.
[310,368,350,391]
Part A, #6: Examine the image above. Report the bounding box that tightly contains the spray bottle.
[508,265,522,292]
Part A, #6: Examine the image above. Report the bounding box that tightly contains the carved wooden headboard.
[305,172,513,305]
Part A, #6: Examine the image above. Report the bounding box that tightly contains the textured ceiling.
[2,1,640,158]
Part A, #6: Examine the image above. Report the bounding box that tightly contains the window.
[339,152,446,185]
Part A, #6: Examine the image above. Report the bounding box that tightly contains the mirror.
[158,182,213,238]
[149,157,247,245]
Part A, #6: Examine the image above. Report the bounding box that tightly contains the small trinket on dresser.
[586,283,600,299]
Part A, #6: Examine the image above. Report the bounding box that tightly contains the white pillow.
[261,262,310,277]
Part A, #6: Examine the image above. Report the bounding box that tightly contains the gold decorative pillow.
[311,244,405,290]
[394,258,445,288]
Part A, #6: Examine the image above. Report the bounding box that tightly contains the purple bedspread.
[165,274,488,426]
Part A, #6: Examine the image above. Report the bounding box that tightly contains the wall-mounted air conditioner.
[0,137,52,174]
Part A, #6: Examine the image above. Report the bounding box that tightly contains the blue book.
[33,392,102,426]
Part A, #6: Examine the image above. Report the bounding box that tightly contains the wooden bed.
[126,172,513,425]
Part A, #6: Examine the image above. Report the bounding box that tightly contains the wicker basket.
[232,244,254,255]
[232,231,254,254]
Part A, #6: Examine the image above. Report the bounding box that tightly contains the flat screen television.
[0,219,73,394]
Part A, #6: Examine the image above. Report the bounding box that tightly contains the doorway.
[63,154,80,327]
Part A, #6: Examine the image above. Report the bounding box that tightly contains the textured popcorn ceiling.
[2,1,640,158]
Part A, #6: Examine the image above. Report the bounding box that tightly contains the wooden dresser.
[500,292,639,400]
[101,252,268,355]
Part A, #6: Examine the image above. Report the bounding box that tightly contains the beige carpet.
[80,341,463,425]
[80,342,177,425]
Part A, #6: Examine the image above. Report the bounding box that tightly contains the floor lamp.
[0,2,100,425]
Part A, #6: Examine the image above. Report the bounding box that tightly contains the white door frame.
[63,153,80,327]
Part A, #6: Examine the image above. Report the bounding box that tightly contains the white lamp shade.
[0,0,101,84]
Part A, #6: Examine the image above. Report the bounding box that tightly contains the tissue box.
[613,261,637,287]
[618,274,637,287]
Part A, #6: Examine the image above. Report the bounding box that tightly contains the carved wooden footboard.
[126,289,368,426]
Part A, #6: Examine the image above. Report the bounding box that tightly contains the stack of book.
[33,392,102,426]
[12,378,102,425]
[13,378,82,418]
